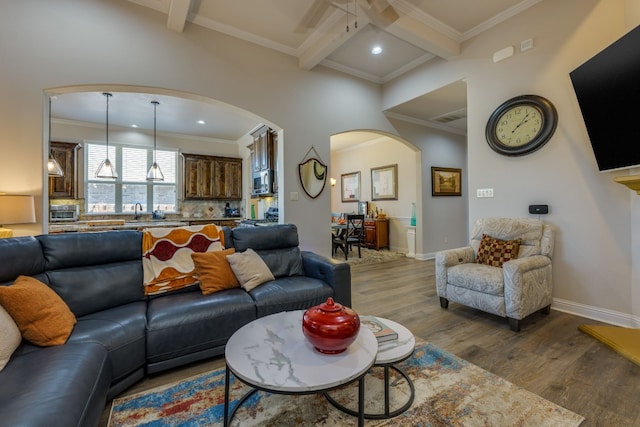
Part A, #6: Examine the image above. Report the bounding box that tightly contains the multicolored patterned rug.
[108,341,584,426]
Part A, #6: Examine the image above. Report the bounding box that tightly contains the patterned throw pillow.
[476,234,521,268]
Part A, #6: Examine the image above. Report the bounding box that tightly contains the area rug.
[332,247,406,265]
[108,341,584,426]
[579,324,640,367]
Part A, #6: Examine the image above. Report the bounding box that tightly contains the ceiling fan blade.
[364,0,400,25]
[297,0,332,31]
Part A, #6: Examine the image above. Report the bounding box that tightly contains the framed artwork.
[371,164,398,201]
[431,167,462,196]
[341,171,360,202]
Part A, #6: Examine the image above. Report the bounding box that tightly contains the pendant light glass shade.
[47,97,64,177]
[146,100,164,181]
[96,92,118,179]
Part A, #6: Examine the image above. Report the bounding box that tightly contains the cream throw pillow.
[0,304,21,371]
[226,248,275,291]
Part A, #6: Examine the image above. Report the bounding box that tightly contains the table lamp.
[0,195,36,238]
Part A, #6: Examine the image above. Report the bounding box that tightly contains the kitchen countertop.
[48,217,242,233]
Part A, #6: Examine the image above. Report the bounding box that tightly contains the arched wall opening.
[330,129,422,256]
[43,84,283,231]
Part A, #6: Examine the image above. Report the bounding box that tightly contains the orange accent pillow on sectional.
[192,248,240,295]
[0,275,76,346]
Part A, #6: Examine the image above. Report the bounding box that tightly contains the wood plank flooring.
[100,257,640,426]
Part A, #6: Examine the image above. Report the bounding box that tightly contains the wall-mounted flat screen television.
[569,24,640,172]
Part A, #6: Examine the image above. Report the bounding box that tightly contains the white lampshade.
[0,195,36,225]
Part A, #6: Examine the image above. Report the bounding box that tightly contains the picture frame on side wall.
[341,171,360,202]
[371,164,398,201]
[431,167,462,196]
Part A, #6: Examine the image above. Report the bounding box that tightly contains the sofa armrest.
[503,255,553,319]
[301,251,352,307]
[435,247,475,297]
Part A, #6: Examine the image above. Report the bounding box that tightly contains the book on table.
[360,315,398,343]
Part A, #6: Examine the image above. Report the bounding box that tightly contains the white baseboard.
[552,298,640,327]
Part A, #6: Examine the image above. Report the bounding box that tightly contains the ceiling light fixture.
[47,97,64,177]
[95,92,118,179]
[197,120,205,125]
[146,100,164,181]
[371,45,383,55]
[346,0,358,32]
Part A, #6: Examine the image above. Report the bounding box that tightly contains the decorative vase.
[302,297,360,354]
[410,202,416,226]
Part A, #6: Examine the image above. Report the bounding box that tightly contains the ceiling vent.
[430,108,467,123]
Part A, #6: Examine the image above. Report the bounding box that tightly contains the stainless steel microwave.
[49,205,79,222]
[252,169,274,196]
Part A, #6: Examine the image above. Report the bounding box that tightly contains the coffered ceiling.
[51,0,542,144]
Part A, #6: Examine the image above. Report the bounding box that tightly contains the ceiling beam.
[167,0,192,32]
[385,14,460,59]
[298,9,369,71]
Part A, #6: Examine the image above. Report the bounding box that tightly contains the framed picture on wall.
[371,164,398,200]
[341,171,360,202]
[431,167,462,196]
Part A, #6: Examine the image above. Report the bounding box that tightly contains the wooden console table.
[364,219,389,250]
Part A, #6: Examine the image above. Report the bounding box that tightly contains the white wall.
[385,0,639,325]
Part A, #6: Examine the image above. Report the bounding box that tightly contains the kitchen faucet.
[134,203,143,220]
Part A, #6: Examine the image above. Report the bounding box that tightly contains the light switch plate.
[290,191,298,201]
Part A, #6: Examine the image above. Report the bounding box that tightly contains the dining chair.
[344,214,365,259]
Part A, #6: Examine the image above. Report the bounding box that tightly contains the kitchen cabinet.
[251,125,276,171]
[183,153,243,200]
[183,154,215,199]
[187,219,238,228]
[49,141,79,199]
[213,157,242,200]
[364,219,389,250]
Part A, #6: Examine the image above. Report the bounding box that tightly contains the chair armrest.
[301,251,352,307]
[435,247,475,296]
[503,255,553,319]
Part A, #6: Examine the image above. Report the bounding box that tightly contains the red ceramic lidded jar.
[302,297,360,354]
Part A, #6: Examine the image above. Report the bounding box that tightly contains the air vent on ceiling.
[430,108,467,123]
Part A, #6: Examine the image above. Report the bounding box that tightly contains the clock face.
[495,105,544,147]
[485,95,558,156]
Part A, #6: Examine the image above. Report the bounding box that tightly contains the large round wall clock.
[485,94,558,156]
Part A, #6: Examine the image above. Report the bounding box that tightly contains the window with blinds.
[85,143,177,214]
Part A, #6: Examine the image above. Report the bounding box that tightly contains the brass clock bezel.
[485,94,558,156]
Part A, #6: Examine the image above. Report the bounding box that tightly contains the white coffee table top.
[375,317,416,364]
[225,310,378,393]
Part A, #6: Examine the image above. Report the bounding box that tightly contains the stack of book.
[360,315,398,343]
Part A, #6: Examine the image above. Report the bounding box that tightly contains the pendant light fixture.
[146,100,164,181]
[47,97,64,177]
[95,92,118,179]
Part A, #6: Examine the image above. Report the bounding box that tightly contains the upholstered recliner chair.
[435,218,555,332]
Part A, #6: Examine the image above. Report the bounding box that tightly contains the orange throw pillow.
[0,275,76,346]
[192,248,240,295]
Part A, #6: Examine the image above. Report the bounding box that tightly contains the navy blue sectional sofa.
[0,224,350,427]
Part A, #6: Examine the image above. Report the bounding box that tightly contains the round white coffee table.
[223,310,378,427]
[325,317,416,419]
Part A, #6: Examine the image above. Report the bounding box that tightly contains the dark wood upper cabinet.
[183,153,242,200]
[251,126,276,172]
[48,141,79,199]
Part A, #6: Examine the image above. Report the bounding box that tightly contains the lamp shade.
[0,195,36,225]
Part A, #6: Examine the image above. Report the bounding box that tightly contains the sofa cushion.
[256,246,304,278]
[67,302,147,385]
[0,342,111,427]
[476,234,521,268]
[250,276,334,317]
[447,263,505,296]
[0,275,76,346]
[191,248,240,294]
[0,304,21,372]
[227,248,275,291]
[142,224,224,296]
[146,288,256,372]
[0,236,45,283]
[230,224,300,252]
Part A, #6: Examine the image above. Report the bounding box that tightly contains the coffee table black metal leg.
[384,365,390,417]
[358,376,365,427]
[224,364,230,427]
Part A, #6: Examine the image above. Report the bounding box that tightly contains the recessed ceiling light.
[131,124,138,128]
[197,120,206,125]
[371,46,383,55]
